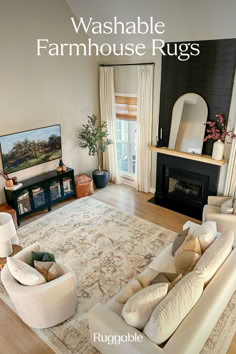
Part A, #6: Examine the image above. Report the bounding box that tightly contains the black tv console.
[5,168,76,226]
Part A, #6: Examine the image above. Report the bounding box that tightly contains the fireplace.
[149,151,222,220]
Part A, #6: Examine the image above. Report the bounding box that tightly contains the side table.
[0,203,18,229]
[75,174,94,198]
[0,244,22,270]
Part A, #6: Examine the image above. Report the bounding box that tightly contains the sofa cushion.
[172,228,189,255]
[192,221,217,252]
[149,244,176,273]
[221,198,234,214]
[122,283,168,330]
[175,236,202,273]
[115,279,143,304]
[194,230,234,284]
[34,261,64,282]
[143,271,204,344]
[7,257,46,286]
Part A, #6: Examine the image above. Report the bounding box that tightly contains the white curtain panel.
[224,138,236,196]
[224,70,236,196]
[136,65,154,193]
[100,67,120,184]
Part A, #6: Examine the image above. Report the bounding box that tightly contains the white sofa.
[1,242,77,329]
[89,222,236,354]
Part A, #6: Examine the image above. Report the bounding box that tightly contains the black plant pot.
[92,170,109,188]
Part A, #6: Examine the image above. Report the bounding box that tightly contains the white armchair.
[203,196,236,234]
[1,242,77,329]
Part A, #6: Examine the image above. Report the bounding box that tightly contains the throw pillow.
[172,228,190,256]
[32,251,55,265]
[115,279,143,304]
[143,271,204,344]
[192,221,217,252]
[221,198,234,214]
[122,283,168,330]
[34,261,64,282]
[136,268,159,288]
[151,272,183,290]
[7,257,46,286]
[175,236,202,273]
[194,230,234,284]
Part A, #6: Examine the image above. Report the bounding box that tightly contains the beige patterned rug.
[0,197,235,354]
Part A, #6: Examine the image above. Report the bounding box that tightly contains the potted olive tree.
[78,114,113,188]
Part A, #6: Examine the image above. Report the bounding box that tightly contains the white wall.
[0,0,99,203]
[66,0,236,46]
[98,51,162,191]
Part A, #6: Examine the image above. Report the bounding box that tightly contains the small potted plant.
[204,114,236,160]
[78,114,113,188]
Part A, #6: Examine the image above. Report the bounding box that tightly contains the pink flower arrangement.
[204,114,236,143]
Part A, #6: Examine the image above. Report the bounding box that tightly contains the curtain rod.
[100,63,155,67]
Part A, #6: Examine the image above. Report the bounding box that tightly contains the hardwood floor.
[0,299,54,354]
[0,183,235,353]
[91,183,200,232]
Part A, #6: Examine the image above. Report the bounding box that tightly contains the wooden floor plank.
[0,299,54,354]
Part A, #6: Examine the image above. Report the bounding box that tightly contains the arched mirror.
[168,93,208,154]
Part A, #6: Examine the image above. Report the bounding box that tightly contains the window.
[115,94,137,178]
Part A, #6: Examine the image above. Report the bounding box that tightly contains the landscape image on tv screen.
[0,125,62,174]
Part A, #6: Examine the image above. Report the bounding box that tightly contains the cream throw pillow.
[194,230,234,284]
[143,272,204,344]
[122,283,168,330]
[115,279,143,304]
[175,236,202,273]
[34,261,64,282]
[192,221,217,252]
[221,199,234,214]
[136,268,159,288]
[151,272,183,290]
[7,257,46,286]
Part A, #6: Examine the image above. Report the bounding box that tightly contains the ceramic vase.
[5,179,13,187]
[212,140,224,160]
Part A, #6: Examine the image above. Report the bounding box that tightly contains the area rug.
[0,197,235,354]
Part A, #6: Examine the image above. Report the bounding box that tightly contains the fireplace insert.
[149,153,221,220]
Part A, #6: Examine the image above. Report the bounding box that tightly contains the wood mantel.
[150,146,226,167]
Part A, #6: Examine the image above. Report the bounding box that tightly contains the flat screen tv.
[0,124,62,174]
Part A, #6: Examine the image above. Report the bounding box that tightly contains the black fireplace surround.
[149,154,221,220]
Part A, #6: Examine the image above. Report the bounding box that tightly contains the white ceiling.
[65,0,236,46]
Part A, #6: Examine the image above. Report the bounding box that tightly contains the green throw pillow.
[32,251,55,267]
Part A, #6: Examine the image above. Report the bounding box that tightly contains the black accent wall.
[159,39,236,155]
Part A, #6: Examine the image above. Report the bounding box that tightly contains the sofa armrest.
[89,303,164,354]
[204,213,236,235]
[207,196,232,207]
